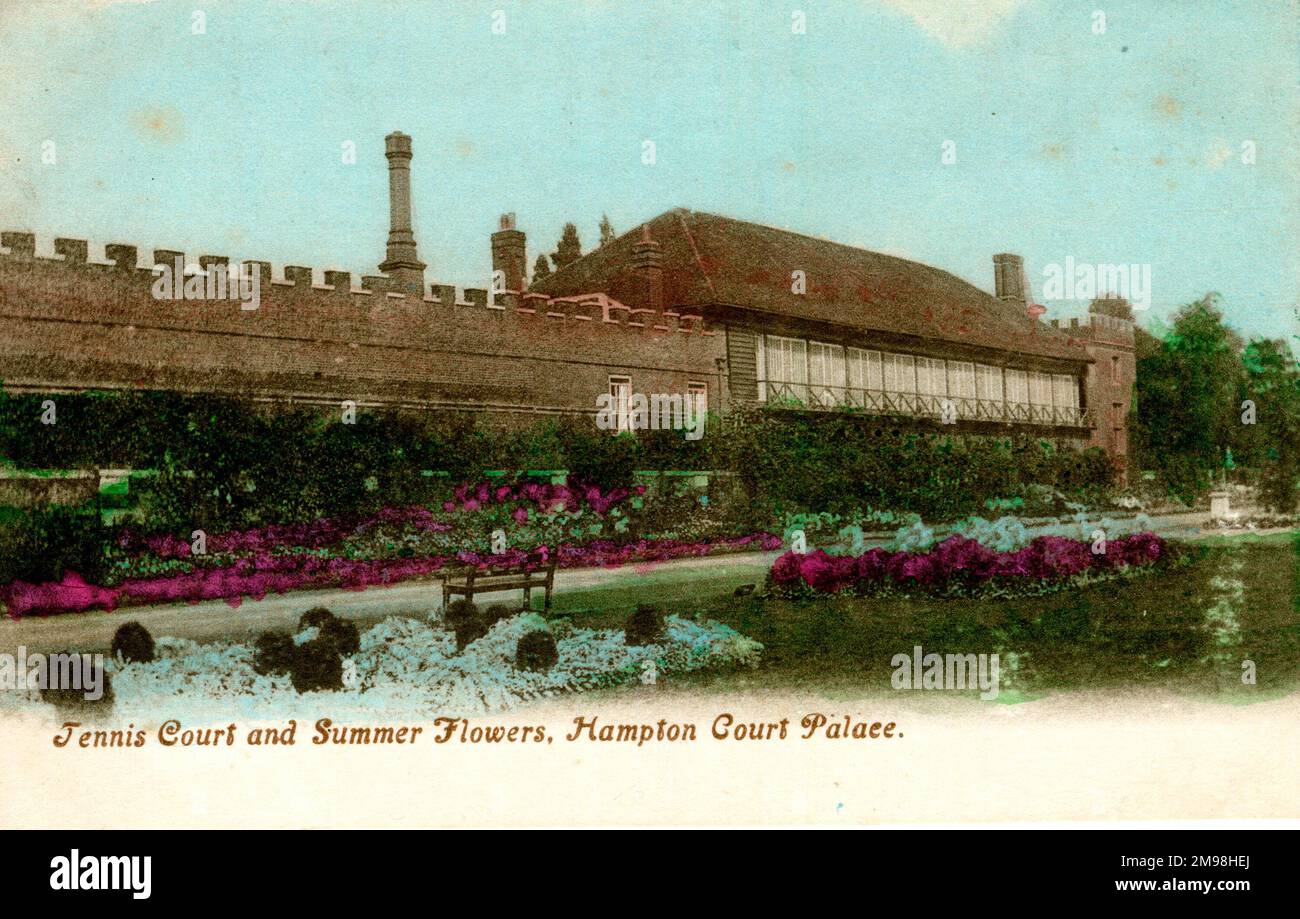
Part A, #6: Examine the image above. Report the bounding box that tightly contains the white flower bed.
[6,613,762,723]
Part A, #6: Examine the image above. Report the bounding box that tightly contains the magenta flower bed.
[117,505,453,559]
[2,532,781,619]
[114,482,644,560]
[769,532,1168,596]
[442,480,645,516]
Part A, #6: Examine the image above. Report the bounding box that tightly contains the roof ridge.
[674,209,718,301]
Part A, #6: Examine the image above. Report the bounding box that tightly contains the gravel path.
[0,550,779,653]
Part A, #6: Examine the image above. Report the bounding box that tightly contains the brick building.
[0,132,1133,462]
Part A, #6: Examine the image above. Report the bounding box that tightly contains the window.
[976,364,1003,402]
[916,357,948,397]
[808,341,846,405]
[947,361,976,399]
[764,334,809,402]
[1029,371,1053,406]
[883,352,916,393]
[608,376,631,432]
[1052,374,1078,409]
[1111,355,1121,384]
[687,381,708,416]
[1005,369,1029,405]
[848,347,882,391]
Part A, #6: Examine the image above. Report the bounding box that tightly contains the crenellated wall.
[0,232,723,418]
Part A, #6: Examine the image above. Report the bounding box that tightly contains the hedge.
[0,390,1116,534]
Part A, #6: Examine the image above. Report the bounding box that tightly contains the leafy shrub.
[293,606,359,655]
[556,417,638,490]
[110,621,155,663]
[625,603,666,646]
[444,598,488,651]
[289,638,343,693]
[515,630,559,672]
[40,653,113,710]
[484,604,516,626]
[298,607,337,631]
[252,631,296,676]
[323,617,360,656]
[0,507,113,586]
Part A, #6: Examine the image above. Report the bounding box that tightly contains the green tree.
[1240,338,1300,511]
[598,214,616,247]
[551,223,582,270]
[1132,294,1246,501]
[532,254,552,281]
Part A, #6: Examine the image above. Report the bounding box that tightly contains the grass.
[553,540,1300,701]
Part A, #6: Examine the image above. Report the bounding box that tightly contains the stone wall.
[0,233,724,419]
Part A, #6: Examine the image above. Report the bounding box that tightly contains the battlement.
[1048,312,1135,348]
[0,230,716,337]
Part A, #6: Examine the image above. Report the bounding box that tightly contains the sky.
[0,0,1296,342]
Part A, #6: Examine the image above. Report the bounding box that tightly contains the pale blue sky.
[1,0,1296,342]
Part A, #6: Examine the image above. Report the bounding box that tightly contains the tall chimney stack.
[631,224,665,312]
[992,253,1026,303]
[379,131,427,293]
[491,213,527,291]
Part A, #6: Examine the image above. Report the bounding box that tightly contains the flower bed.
[1,612,764,722]
[116,505,454,558]
[768,532,1172,598]
[2,532,783,618]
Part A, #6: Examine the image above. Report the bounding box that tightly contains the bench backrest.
[447,560,556,586]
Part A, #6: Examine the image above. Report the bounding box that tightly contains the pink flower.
[770,551,802,585]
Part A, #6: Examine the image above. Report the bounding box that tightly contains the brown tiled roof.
[533,209,1088,361]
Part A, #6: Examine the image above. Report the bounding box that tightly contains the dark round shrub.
[294,606,358,655]
[289,638,343,693]
[252,630,296,676]
[110,621,156,663]
[443,598,479,627]
[484,604,516,627]
[41,653,114,711]
[625,603,666,646]
[298,606,338,631]
[444,599,487,651]
[515,630,559,672]
[321,617,360,656]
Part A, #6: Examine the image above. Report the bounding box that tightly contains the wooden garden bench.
[441,560,557,612]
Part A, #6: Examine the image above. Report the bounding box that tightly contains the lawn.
[561,538,1299,701]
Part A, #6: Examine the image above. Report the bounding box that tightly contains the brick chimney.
[631,224,665,312]
[378,131,427,294]
[993,253,1025,303]
[491,213,527,291]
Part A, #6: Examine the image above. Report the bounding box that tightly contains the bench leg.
[523,587,531,611]
[543,586,552,612]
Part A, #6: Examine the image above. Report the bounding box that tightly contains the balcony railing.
[760,381,1093,428]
